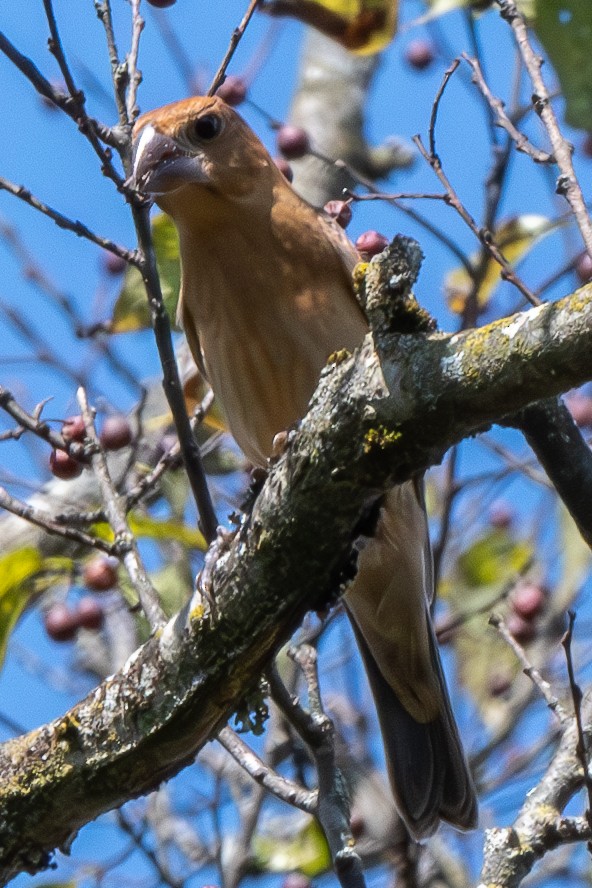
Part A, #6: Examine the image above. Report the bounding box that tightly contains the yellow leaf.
[263,0,398,55]
[112,214,180,332]
[0,548,44,667]
[128,512,206,549]
[445,215,551,314]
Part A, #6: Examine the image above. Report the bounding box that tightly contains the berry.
[100,415,133,450]
[582,133,592,159]
[61,415,86,443]
[349,811,365,838]
[355,230,389,258]
[216,75,247,107]
[145,0,176,7]
[276,125,310,160]
[44,604,78,642]
[565,390,592,427]
[324,200,353,229]
[273,157,293,182]
[511,582,546,620]
[506,612,536,643]
[435,617,457,645]
[103,252,127,276]
[575,252,592,283]
[488,500,514,529]
[282,875,311,888]
[405,39,435,71]
[76,597,104,630]
[83,557,118,592]
[50,448,83,480]
[488,672,512,697]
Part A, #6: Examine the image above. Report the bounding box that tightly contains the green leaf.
[112,214,180,332]
[0,547,44,666]
[457,529,532,588]
[252,816,331,876]
[531,0,592,131]
[91,514,206,550]
[128,512,206,549]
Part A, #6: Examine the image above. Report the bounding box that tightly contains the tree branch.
[0,244,591,882]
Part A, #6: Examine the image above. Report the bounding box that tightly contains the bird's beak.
[131,124,200,194]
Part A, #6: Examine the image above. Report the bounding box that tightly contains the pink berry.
[50,449,83,480]
[324,200,353,229]
[489,500,514,529]
[355,230,389,258]
[273,157,293,182]
[76,597,105,630]
[405,39,435,71]
[575,253,592,283]
[511,582,545,620]
[100,415,133,450]
[83,557,118,592]
[44,604,78,642]
[216,75,247,107]
[507,612,536,643]
[565,390,592,427]
[276,125,310,160]
[103,252,127,276]
[489,672,512,697]
[62,415,86,443]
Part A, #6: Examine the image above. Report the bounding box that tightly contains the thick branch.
[0,262,591,882]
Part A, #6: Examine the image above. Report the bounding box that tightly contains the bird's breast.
[178,220,367,466]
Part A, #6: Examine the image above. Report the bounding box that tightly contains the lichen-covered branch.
[0,245,591,882]
[477,692,592,888]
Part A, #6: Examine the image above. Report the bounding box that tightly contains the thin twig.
[562,611,592,848]
[77,386,166,630]
[217,726,317,812]
[117,809,184,888]
[463,54,552,164]
[0,386,86,459]
[208,0,261,96]
[490,612,568,723]
[428,57,460,161]
[414,134,541,307]
[0,28,127,188]
[0,176,137,263]
[496,0,592,258]
[126,0,144,123]
[0,485,116,554]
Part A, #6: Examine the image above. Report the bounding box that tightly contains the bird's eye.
[193,114,222,141]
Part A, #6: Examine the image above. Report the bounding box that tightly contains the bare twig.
[562,611,592,846]
[77,386,166,630]
[414,135,541,307]
[0,176,136,263]
[463,54,552,164]
[208,0,261,96]
[270,651,366,888]
[0,485,116,554]
[496,0,592,258]
[217,726,316,812]
[0,28,127,186]
[490,613,568,722]
[126,0,145,123]
[0,386,86,459]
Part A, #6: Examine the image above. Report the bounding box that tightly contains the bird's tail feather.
[350,615,477,840]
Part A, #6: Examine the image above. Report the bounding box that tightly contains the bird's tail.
[350,615,477,840]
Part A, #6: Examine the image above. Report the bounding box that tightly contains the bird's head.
[131,95,276,208]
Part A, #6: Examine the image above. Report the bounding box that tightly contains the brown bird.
[132,95,477,839]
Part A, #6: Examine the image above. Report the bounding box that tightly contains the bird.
[131,95,477,839]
